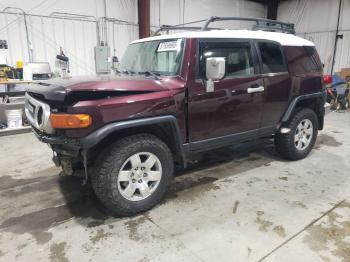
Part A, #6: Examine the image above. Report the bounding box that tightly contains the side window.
[258,42,287,73]
[303,46,323,72]
[284,46,323,75]
[199,42,255,78]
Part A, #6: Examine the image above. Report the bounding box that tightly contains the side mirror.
[205,57,225,92]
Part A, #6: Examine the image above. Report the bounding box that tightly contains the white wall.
[4,0,349,76]
[150,0,266,30]
[278,0,350,74]
[0,0,267,75]
[0,0,138,75]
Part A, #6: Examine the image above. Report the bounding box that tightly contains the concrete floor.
[0,111,349,262]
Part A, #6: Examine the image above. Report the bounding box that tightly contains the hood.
[26,75,184,103]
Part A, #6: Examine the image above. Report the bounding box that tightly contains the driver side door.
[188,39,265,150]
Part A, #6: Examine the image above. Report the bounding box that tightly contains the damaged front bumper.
[32,126,81,152]
[31,127,86,176]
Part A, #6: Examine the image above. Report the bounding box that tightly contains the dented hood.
[26,75,180,102]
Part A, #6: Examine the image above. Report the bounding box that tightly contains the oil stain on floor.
[124,216,148,242]
[255,211,273,232]
[0,195,108,244]
[303,202,350,261]
[49,242,68,262]
[314,134,342,149]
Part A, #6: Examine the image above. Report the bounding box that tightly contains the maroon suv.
[25,17,326,216]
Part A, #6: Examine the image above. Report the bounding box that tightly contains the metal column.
[267,0,278,20]
[331,0,343,75]
[138,0,150,39]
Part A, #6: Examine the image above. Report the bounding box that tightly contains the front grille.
[25,93,55,134]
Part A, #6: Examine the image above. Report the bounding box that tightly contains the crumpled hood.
[26,75,178,102]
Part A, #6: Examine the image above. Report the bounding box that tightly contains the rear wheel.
[92,134,174,217]
[275,108,318,160]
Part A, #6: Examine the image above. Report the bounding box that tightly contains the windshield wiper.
[138,71,161,80]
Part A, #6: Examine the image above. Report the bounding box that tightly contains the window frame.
[254,40,289,75]
[195,38,260,80]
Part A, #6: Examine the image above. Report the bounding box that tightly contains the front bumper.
[31,126,81,153]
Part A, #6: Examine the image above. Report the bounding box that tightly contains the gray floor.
[0,110,349,262]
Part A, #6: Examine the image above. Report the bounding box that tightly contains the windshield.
[119,38,184,76]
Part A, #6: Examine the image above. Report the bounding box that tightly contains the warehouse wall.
[0,0,267,76]
[278,0,350,74]
[0,0,138,75]
[150,0,266,29]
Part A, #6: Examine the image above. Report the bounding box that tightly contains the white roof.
[132,29,314,47]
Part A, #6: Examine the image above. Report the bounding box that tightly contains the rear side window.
[304,47,322,72]
[199,41,255,78]
[284,46,322,75]
[258,42,287,73]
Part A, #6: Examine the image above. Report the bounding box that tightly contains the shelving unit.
[0,80,31,136]
[0,125,31,136]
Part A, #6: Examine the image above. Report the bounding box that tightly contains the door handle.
[247,85,265,94]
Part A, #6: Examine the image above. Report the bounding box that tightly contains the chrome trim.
[247,85,264,93]
[25,93,54,134]
[259,72,288,77]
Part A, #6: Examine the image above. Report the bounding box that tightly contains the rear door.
[256,41,292,129]
[188,39,265,143]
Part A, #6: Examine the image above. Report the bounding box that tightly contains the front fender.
[80,115,187,167]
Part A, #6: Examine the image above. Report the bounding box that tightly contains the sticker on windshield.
[157,39,181,52]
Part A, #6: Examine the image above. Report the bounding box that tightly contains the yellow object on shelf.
[16,60,24,69]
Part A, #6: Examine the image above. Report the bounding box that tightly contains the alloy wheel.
[294,119,313,151]
[117,152,162,201]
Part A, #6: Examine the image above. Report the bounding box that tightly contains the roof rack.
[202,16,296,34]
[153,25,220,36]
[153,26,203,36]
[153,16,295,36]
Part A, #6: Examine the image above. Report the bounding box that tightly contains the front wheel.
[275,108,318,160]
[92,134,174,217]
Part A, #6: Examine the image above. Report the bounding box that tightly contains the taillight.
[323,75,332,85]
[50,114,92,129]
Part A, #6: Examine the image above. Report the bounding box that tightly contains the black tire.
[275,108,318,160]
[340,97,349,110]
[91,134,174,217]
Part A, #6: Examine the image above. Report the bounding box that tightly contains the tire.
[92,134,174,217]
[340,98,349,110]
[275,108,318,161]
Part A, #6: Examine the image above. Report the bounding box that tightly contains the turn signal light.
[50,114,92,129]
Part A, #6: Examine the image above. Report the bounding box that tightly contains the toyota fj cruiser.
[25,17,326,216]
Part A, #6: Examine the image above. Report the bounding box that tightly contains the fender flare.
[281,92,325,123]
[80,115,187,167]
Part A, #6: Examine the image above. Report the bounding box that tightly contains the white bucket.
[5,109,23,128]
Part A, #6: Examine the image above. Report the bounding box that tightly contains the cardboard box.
[340,68,350,81]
